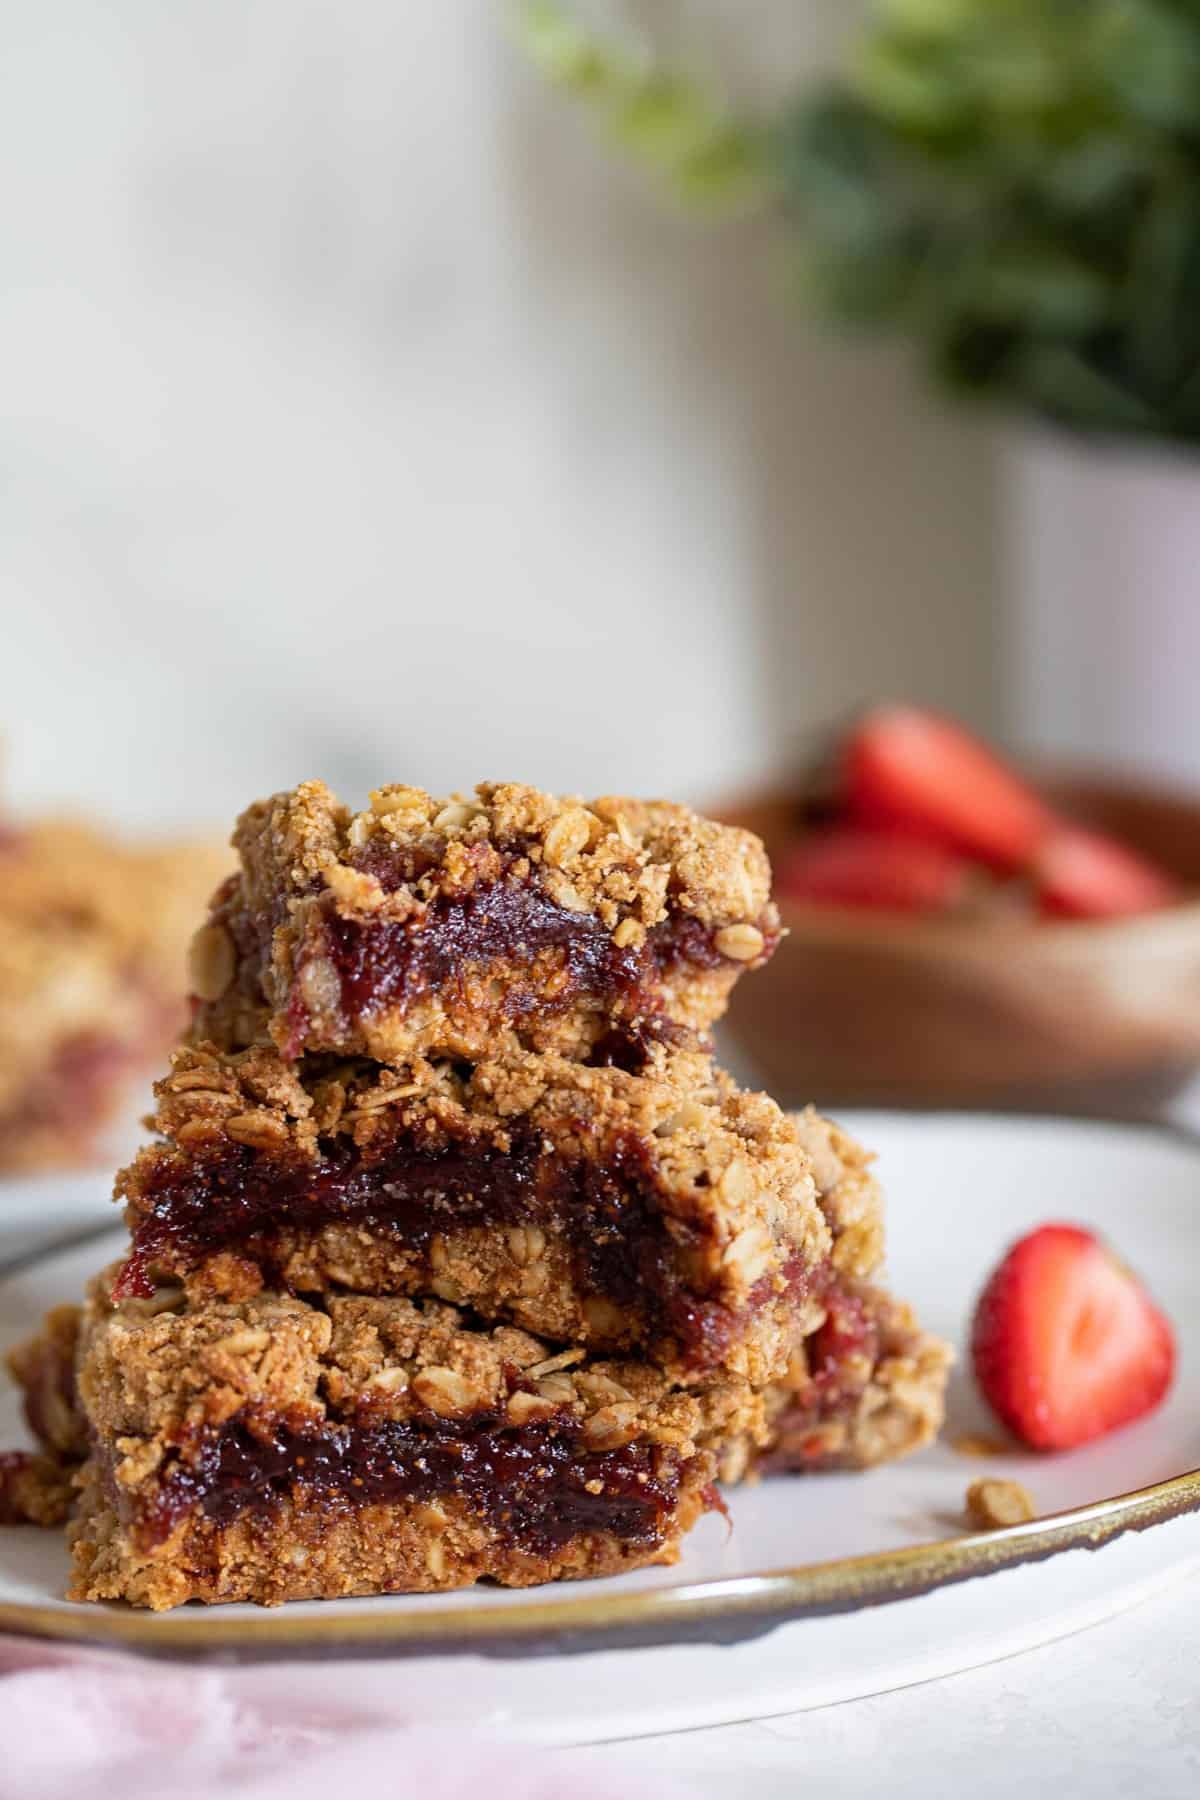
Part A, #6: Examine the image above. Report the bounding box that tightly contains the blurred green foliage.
[520,0,1200,443]
[518,0,767,206]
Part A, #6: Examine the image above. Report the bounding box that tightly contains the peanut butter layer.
[115,1043,829,1386]
[190,780,780,1065]
[53,1275,765,1609]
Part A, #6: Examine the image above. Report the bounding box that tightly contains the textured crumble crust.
[191,780,780,1063]
[760,1281,952,1473]
[7,1302,85,1458]
[755,1113,950,1473]
[29,1274,767,1609]
[1,1304,84,1526]
[791,1108,885,1283]
[0,1451,76,1526]
[0,815,229,1171]
[965,1478,1037,1529]
[115,1042,827,1385]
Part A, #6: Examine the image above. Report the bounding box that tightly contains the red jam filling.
[279,869,776,1055]
[130,1405,689,1558]
[805,1286,879,1406]
[756,1282,882,1472]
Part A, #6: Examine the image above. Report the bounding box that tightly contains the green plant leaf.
[519,0,1200,444]
[512,0,767,210]
[1016,343,1161,433]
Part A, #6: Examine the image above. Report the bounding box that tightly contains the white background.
[0,2,998,831]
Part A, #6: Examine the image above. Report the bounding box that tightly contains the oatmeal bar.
[114,1043,829,1386]
[190,780,780,1064]
[758,1279,951,1473]
[0,1449,75,1526]
[41,1274,763,1610]
[0,812,228,1171]
[0,1303,86,1526]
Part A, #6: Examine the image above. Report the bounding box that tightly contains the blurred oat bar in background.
[0,799,227,1172]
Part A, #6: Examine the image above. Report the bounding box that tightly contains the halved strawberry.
[971,1224,1175,1452]
[842,705,1053,872]
[776,826,975,914]
[1036,825,1178,920]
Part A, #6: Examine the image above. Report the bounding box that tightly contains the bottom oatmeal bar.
[15,1272,765,1610]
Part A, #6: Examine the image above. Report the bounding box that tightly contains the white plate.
[0,1112,1197,1745]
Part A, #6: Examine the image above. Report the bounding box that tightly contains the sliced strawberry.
[842,705,1053,872]
[1036,825,1178,920]
[971,1224,1175,1452]
[776,826,975,914]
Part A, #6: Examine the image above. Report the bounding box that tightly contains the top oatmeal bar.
[190,781,780,1065]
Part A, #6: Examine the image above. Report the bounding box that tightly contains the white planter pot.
[1006,429,1200,786]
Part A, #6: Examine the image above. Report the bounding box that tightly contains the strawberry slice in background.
[776,826,975,914]
[971,1223,1175,1451]
[843,704,1054,873]
[1036,825,1179,920]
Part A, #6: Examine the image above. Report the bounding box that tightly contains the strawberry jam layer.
[757,1284,880,1473]
[117,1127,796,1371]
[127,1406,691,1557]
[283,872,777,1055]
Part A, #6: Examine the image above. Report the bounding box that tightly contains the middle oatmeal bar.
[189,780,780,1065]
[114,1043,828,1386]
[35,1276,766,1610]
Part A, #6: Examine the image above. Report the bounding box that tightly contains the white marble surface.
[560,1574,1200,1793]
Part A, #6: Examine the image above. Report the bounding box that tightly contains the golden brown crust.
[191,779,779,1063]
[790,1108,886,1282]
[70,1271,762,1449]
[0,818,229,1171]
[116,1043,829,1385]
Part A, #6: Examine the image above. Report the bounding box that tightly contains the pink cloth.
[0,1639,657,1800]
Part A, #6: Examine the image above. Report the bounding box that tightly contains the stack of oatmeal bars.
[7,781,949,1609]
